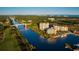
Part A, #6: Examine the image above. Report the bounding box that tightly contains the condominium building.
[54,25,68,31]
[47,27,57,34]
[46,25,68,34]
[39,23,49,30]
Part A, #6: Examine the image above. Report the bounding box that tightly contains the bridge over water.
[9,17,25,28]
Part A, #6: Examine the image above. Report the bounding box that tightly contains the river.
[12,18,79,51]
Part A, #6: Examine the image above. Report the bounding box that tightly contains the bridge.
[11,24,25,28]
[9,17,25,28]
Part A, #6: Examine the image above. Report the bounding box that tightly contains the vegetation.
[0,23,4,31]
[0,15,79,50]
[15,15,48,23]
[28,23,49,39]
[58,20,79,25]
[14,27,34,50]
[18,15,79,39]
[0,23,4,42]
[0,28,21,51]
[0,16,7,22]
[0,16,33,51]
[0,26,33,51]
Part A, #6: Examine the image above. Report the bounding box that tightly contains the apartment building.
[39,23,49,30]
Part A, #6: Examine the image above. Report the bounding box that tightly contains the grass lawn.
[0,28,21,51]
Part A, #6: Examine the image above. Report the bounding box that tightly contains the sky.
[0,7,79,15]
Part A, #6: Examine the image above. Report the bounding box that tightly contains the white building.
[46,25,68,34]
[28,20,32,23]
[47,27,57,34]
[39,22,68,34]
[54,25,60,31]
[39,23,49,30]
[60,26,68,31]
[54,25,68,31]
[48,18,55,21]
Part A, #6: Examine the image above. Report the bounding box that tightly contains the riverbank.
[11,26,35,51]
[0,27,21,51]
[0,25,34,51]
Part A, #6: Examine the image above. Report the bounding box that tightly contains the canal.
[12,18,79,51]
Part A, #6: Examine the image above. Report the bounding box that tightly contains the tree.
[0,23,4,31]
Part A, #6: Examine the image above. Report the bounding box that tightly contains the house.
[24,23,32,29]
[22,20,26,23]
[28,20,32,23]
[74,30,79,34]
[22,20,32,23]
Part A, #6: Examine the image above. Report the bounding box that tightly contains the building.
[24,23,32,29]
[46,25,68,34]
[74,30,79,35]
[54,25,68,31]
[39,23,49,30]
[22,20,26,23]
[48,18,55,21]
[60,26,68,31]
[39,22,68,34]
[22,20,32,23]
[28,20,32,23]
[54,25,60,31]
[47,27,57,34]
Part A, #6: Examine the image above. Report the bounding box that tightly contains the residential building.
[54,25,68,31]
[46,25,68,34]
[48,18,55,21]
[54,25,60,31]
[39,23,49,30]
[28,20,32,23]
[22,20,26,23]
[47,27,57,34]
[60,26,68,31]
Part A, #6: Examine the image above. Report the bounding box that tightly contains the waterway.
[12,19,79,51]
